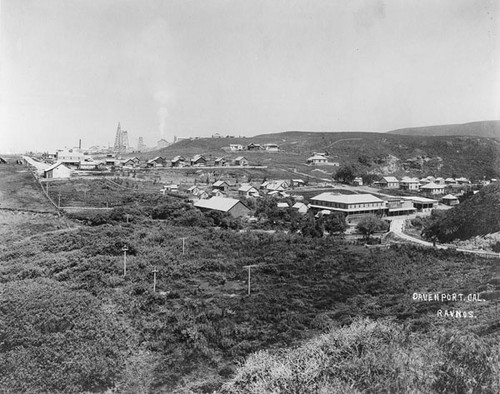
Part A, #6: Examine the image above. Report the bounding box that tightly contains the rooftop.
[311,193,384,204]
[194,197,244,212]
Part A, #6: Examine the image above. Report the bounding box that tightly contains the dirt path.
[388,217,499,258]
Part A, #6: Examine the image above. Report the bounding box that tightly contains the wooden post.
[58,192,61,208]
[152,267,158,292]
[181,237,187,255]
[243,265,258,295]
[122,246,128,277]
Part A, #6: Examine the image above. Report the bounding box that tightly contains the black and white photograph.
[1,0,499,393]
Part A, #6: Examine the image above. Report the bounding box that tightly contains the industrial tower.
[113,122,129,153]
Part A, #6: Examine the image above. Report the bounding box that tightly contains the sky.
[0,0,499,153]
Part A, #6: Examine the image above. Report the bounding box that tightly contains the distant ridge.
[387,121,500,139]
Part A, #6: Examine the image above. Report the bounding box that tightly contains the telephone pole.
[181,237,187,255]
[122,245,129,277]
[152,267,158,292]
[58,192,61,208]
[243,265,258,295]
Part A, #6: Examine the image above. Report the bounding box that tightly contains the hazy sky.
[0,0,499,153]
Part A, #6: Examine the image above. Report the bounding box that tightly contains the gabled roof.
[382,176,399,183]
[194,197,246,212]
[213,180,229,187]
[238,184,258,192]
[214,157,225,162]
[420,182,445,189]
[307,155,328,161]
[234,156,247,161]
[148,156,164,163]
[44,162,70,173]
[191,154,206,161]
[292,202,308,209]
[171,155,185,162]
[400,177,419,183]
[442,194,458,199]
[277,202,289,208]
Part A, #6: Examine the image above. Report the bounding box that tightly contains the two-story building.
[379,176,400,189]
[309,193,385,216]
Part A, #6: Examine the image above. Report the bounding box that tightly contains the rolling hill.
[140,130,500,181]
[387,120,500,139]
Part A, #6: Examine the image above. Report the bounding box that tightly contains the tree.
[322,213,347,235]
[356,215,388,239]
[334,165,358,184]
[300,213,324,238]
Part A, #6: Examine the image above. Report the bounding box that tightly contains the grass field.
[2,160,500,393]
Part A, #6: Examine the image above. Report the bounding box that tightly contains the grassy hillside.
[139,131,500,180]
[2,163,500,393]
[421,182,500,243]
[388,120,500,139]
[221,319,500,394]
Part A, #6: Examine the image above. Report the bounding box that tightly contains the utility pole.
[181,237,187,255]
[58,192,61,208]
[243,265,258,296]
[126,214,130,223]
[122,245,129,277]
[152,267,158,292]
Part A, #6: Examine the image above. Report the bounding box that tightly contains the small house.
[230,144,244,151]
[292,202,309,214]
[214,157,227,166]
[147,156,167,168]
[212,180,230,193]
[442,194,460,206]
[306,155,328,165]
[352,177,363,186]
[43,162,71,179]
[190,154,207,167]
[188,185,201,195]
[171,156,186,167]
[161,184,179,194]
[247,143,261,151]
[233,156,249,166]
[379,176,399,189]
[123,157,141,167]
[194,197,250,218]
[238,184,259,198]
[400,177,420,191]
[420,182,445,195]
[263,143,280,152]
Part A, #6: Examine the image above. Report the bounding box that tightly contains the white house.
[400,177,420,191]
[230,144,244,151]
[44,162,71,179]
[263,143,280,152]
[292,202,309,214]
[306,155,328,165]
[379,176,399,189]
[238,184,259,198]
[420,182,445,195]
